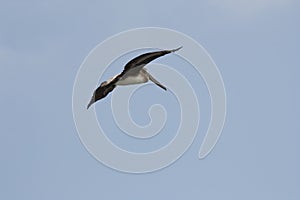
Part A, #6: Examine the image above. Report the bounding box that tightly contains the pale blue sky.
[1,0,299,199]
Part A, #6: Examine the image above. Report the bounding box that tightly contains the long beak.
[87,95,95,109]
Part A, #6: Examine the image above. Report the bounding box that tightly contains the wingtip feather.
[170,46,182,52]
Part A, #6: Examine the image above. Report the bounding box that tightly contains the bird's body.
[115,69,148,85]
[87,47,182,109]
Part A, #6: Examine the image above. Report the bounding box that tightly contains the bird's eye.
[100,81,107,86]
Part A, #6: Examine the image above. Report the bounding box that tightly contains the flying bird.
[87,47,182,109]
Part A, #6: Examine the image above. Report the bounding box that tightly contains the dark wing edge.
[121,46,182,75]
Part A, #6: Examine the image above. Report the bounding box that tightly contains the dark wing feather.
[121,47,182,76]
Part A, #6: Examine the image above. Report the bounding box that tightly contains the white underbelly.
[116,74,148,85]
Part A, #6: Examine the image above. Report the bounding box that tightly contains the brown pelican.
[87,47,182,109]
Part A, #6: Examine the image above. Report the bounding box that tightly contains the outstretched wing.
[146,70,167,91]
[121,47,182,76]
[87,79,117,109]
